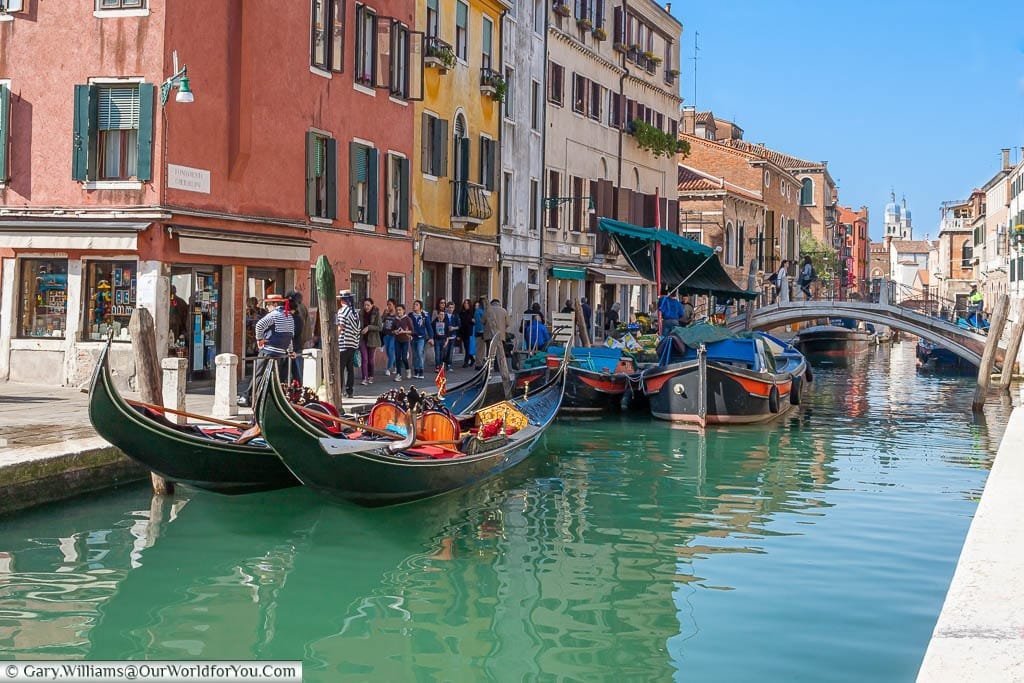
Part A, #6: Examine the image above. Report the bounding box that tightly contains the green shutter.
[487,138,496,190]
[479,137,486,186]
[325,136,338,220]
[366,148,379,225]
[306,132,317,215]
[0,85,9,182]
[72,85,92,181]
[436,118,448,177]
[458,136,469,182]
[349,141,361,222]
[398,156,410,230]
[136,83,154,182]
[421,113,431,174]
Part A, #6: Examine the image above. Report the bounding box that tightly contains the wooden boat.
[260,361,568,507]
[545,346,636,413]
[641,325,808,426]
[916,339,976,374]
[87,344,301,494]
[794,321,873,360]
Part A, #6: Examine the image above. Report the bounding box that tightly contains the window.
[0,84,10,182]
[503,66,515,120]
[737,222,745,267]
[421,114,449,176]
[961,241,973,268]
[547,169,560,229]
[470,266,490,301]
[387,274,405,303]
[594,0,605,27]
[350,142,379,224]
[571,176,585,231]
[531,80,541,131]
[502,266,512,309]
[800,177,813,206]
[18,259,68,339]
[426,0,439,37]
[530,178,539,231]
[350,272,370,303]
[354,4,376,86]
[306,132,338,219]
[83,260,137,342]
[502,171,513,225]
[548,62,564,106]
[390,22,407,97]
[609,91,621,128]
[386,153,410,229]
[311,0,345,72]
[572,73,586,114]
[72,83,154,183]
[589,82,602,122]
[533,0,544,33]
[97,0,145,9]
[482,16,493,70]
[455,1,468,61]
[724,223,734,265]
[479,136,496,191]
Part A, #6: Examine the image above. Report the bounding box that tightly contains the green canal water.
[0,342,1014,681]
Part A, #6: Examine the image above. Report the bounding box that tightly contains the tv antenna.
[691,32,700,107]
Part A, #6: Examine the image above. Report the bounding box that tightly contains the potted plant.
[666,68,680,77]
[592,26,607,40]
[577,17,593,30]
[553,2,571,17]
[612,41,626,52]
[628,118,690,159]
[480,70,506,102]
[425,42,455,71]
[643,50,657,61]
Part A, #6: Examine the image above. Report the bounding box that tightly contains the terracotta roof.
[677,165,721,192]
[917,269,930,286]
[722,140,825,171]
[892,240,932,253]
[869,243,888,253]
[695,111,714,124]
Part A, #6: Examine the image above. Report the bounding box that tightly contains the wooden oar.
[293,403,403,440]
[126,399,251,429]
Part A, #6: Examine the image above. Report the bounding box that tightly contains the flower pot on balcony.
[613,41,626,52]
[553,3,571,17]
[577,18,593,30]
[592,27,607,40]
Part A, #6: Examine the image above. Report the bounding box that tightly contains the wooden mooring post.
[972,294,1011,412]
[128,307,174,495]
[573,298,591,347]
[998,299,1024,392]
[315,255,343,411]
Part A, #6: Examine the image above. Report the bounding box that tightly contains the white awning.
[0,220,150,250]
[172,227,312,262]
[586,266,650,286]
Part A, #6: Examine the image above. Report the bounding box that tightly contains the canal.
[0,342,1014,681]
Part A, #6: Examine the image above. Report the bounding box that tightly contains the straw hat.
[337,289,354,299]
[264,293,288,304]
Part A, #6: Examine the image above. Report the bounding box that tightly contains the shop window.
[311,0,345,72]
[386,152,410,230]
[18,259,68,339]
[306,131,338,219]
[72,83,154,183]
[84,260,137,342]
[170,267,222,378]
[349,142,379,224]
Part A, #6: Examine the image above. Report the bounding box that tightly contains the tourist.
[169,285,189,345]
[335,290,359,398]
[605,302,620,332]
[443,301,459,370]
[772,260,790,302]
[409,300,429,379]
[473,298,486,368]
[238,293,294,412]
[658,289,683,330]
[483,298,512,364]
[392,304,413,381]
[380,298,398,376]
[799,256,815,300]
[458,299,476,367]
[431,299,448,370]
[359,298,382,385]
[286,290,306,382]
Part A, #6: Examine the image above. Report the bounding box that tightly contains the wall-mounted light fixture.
[160,50,195,106]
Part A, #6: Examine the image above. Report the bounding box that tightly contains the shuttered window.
[349,142,379,225]
[421,114,448,177]
[306,131,338,220]
[97,87,139,130]
[0,84,10,182]
[479,136,496,191]
[71,82,153,183]
[386,152,410,230]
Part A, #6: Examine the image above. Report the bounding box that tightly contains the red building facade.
[837,206,870,297]
[0,0,415,386]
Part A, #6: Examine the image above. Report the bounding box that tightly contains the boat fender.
[768,386,780,413]
[804,367,813,383]
[790,376,802,406]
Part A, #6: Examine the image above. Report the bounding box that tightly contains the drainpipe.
[616,0,630,192]
[539,0,550,312]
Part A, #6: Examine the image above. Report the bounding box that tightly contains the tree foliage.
[799,228,836,278]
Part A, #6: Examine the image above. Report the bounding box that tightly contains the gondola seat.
[416,409,461,443]
[367,401,407,432]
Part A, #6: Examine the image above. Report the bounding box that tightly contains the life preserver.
[768,386,780,413]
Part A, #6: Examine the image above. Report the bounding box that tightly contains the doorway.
[451,266,465,305]
[169,266,223,381]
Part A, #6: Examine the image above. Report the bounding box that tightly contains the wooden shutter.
[666,199,679,232]
[407,30,425,100]
[325,137,338,219]
[135,83,155,182]
[421,113,431,174]
[306,132,318,215]
[349,141,362,222]
[72,84,94,181]
[0,85,9,182]
[366,147,379,224]
[375,14,391,90]
[436,117,449,177]
[613,6,623,44]
[458,136,469,183]
[398,156,410,229]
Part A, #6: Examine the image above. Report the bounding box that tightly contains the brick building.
[837,206,869,297]
[0,1,415,386]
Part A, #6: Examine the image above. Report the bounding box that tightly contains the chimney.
[682,106,696,135]
[664,2,671,11]
[1002,148,1011,171]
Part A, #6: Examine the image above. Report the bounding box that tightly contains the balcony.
[479,67,505,101]
[452,180,492,228]
[424,36,455,72]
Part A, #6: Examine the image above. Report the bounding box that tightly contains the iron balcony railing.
[424,36,455,69]
[452,180,492,222]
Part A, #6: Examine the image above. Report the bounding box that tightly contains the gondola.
[260,360,568,507]
[87,344,301,494]
[640,325,808,426]
[545,346,636,413]
[916,339,976,374]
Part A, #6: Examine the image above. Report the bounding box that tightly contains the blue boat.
[916,340,976,374]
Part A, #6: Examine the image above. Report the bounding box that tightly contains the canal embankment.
[917,389,1024,682]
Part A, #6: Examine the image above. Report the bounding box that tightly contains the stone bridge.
[725,279,1000,366]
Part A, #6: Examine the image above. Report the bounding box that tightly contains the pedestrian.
[335,290,359,398]
[658,289,683,330]
[169,285,190,346]
[392,303,413,381]
[243,296,262,358]
[238,293,295,413]
[681,295,694,326]
[561,300,574,313]
[286,290,307,382]
[799,255,815,300]
[431,298,448,370]
[473,298,486,369]
[443,301,459,370]
[483,297,511,350]
[605,302,620,332]
[580,297,593,336]
[772,260,789,302]
[409,299,430,379]
[458,298,476,367]
[359,298,382,385]
[523,313,550,351]
[380,298,398,376]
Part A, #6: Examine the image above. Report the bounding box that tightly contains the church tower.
[883,191,912,248]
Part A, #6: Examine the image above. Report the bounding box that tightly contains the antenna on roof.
[691,31,700,108]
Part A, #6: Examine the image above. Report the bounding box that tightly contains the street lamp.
[160,51,195,106]
[543,196,595,213]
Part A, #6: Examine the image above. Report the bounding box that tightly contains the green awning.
[598,217,758,300]
[550,266,586,281]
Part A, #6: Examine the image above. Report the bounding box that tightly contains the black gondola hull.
[560,366,629,413]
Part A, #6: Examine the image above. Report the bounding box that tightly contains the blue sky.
[669,0,1024,240]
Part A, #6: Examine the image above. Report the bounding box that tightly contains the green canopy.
[598,217,758,300]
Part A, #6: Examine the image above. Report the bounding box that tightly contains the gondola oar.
[292,403,404,440]
[125,399,252,430]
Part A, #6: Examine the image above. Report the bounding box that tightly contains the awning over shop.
[0,220,151,250]
[586,265,650,286]
[171,226,312,262]
[550,266,586,280]
[422,235,497,267]
[598,217,757,300]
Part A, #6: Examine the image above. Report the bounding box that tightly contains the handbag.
[353,352,361,368]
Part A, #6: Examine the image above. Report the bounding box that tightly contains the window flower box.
[553,3,571,17]
[425,37,456,72]
[480,68,507,102]
[576,18,593,30]
[592,27,607,40]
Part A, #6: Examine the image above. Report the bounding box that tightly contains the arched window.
[724,222,734,266]
[633,167,640,190]
[961,240,973,267]
[600,157,608,180]
[737,221,746,268]
[800,177,813,206]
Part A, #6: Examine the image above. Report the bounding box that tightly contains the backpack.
[767,272,779,286]
[808,266,818,283]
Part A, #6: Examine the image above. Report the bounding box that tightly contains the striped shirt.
[255,306,295,355]
[336,304,361,350]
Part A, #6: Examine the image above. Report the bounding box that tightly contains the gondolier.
[238,294,295,414]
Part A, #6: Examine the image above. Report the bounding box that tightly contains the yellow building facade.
[413,0,510,310]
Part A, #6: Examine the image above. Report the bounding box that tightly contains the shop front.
[419,234,497,311]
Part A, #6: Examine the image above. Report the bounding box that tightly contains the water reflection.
[0,342,1015,681]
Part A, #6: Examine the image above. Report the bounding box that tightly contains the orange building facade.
[0,1,415,386]
[837,206,870,297]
